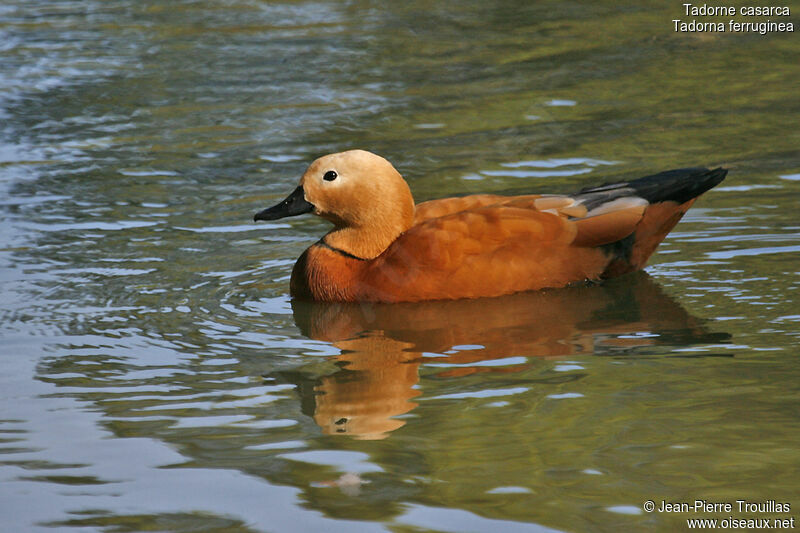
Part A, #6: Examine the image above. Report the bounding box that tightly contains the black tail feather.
[576,167,728,209]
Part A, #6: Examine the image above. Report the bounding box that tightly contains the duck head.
[254,150,415,259]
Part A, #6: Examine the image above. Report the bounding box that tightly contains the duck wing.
[360,204,619,301]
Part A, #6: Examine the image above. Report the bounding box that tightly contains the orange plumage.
[253,150,726,302]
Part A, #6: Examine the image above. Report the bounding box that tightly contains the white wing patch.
[585,197,649,218]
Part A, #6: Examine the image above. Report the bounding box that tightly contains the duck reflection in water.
[282,273,727,440]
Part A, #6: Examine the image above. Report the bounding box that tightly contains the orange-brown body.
[254,150,726,303]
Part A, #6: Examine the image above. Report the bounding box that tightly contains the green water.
[1,1,799,532]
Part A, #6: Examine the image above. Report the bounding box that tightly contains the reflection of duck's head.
[313,334,420,441]
[255,150,415,260]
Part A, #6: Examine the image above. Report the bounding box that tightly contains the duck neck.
[323,223,405,261]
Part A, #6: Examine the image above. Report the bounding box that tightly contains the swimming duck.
[254,150,726,302]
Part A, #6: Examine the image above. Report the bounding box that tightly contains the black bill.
[253,186,314,221]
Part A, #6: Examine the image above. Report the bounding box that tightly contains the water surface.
[1,1,799,531]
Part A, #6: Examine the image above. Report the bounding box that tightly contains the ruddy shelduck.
[254,150,726,302]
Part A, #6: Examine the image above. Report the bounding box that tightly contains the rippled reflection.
[287,274,728,439]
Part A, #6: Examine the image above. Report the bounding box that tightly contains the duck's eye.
[323,170,338,182]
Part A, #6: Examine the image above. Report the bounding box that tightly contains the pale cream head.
[299,150,416,259]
